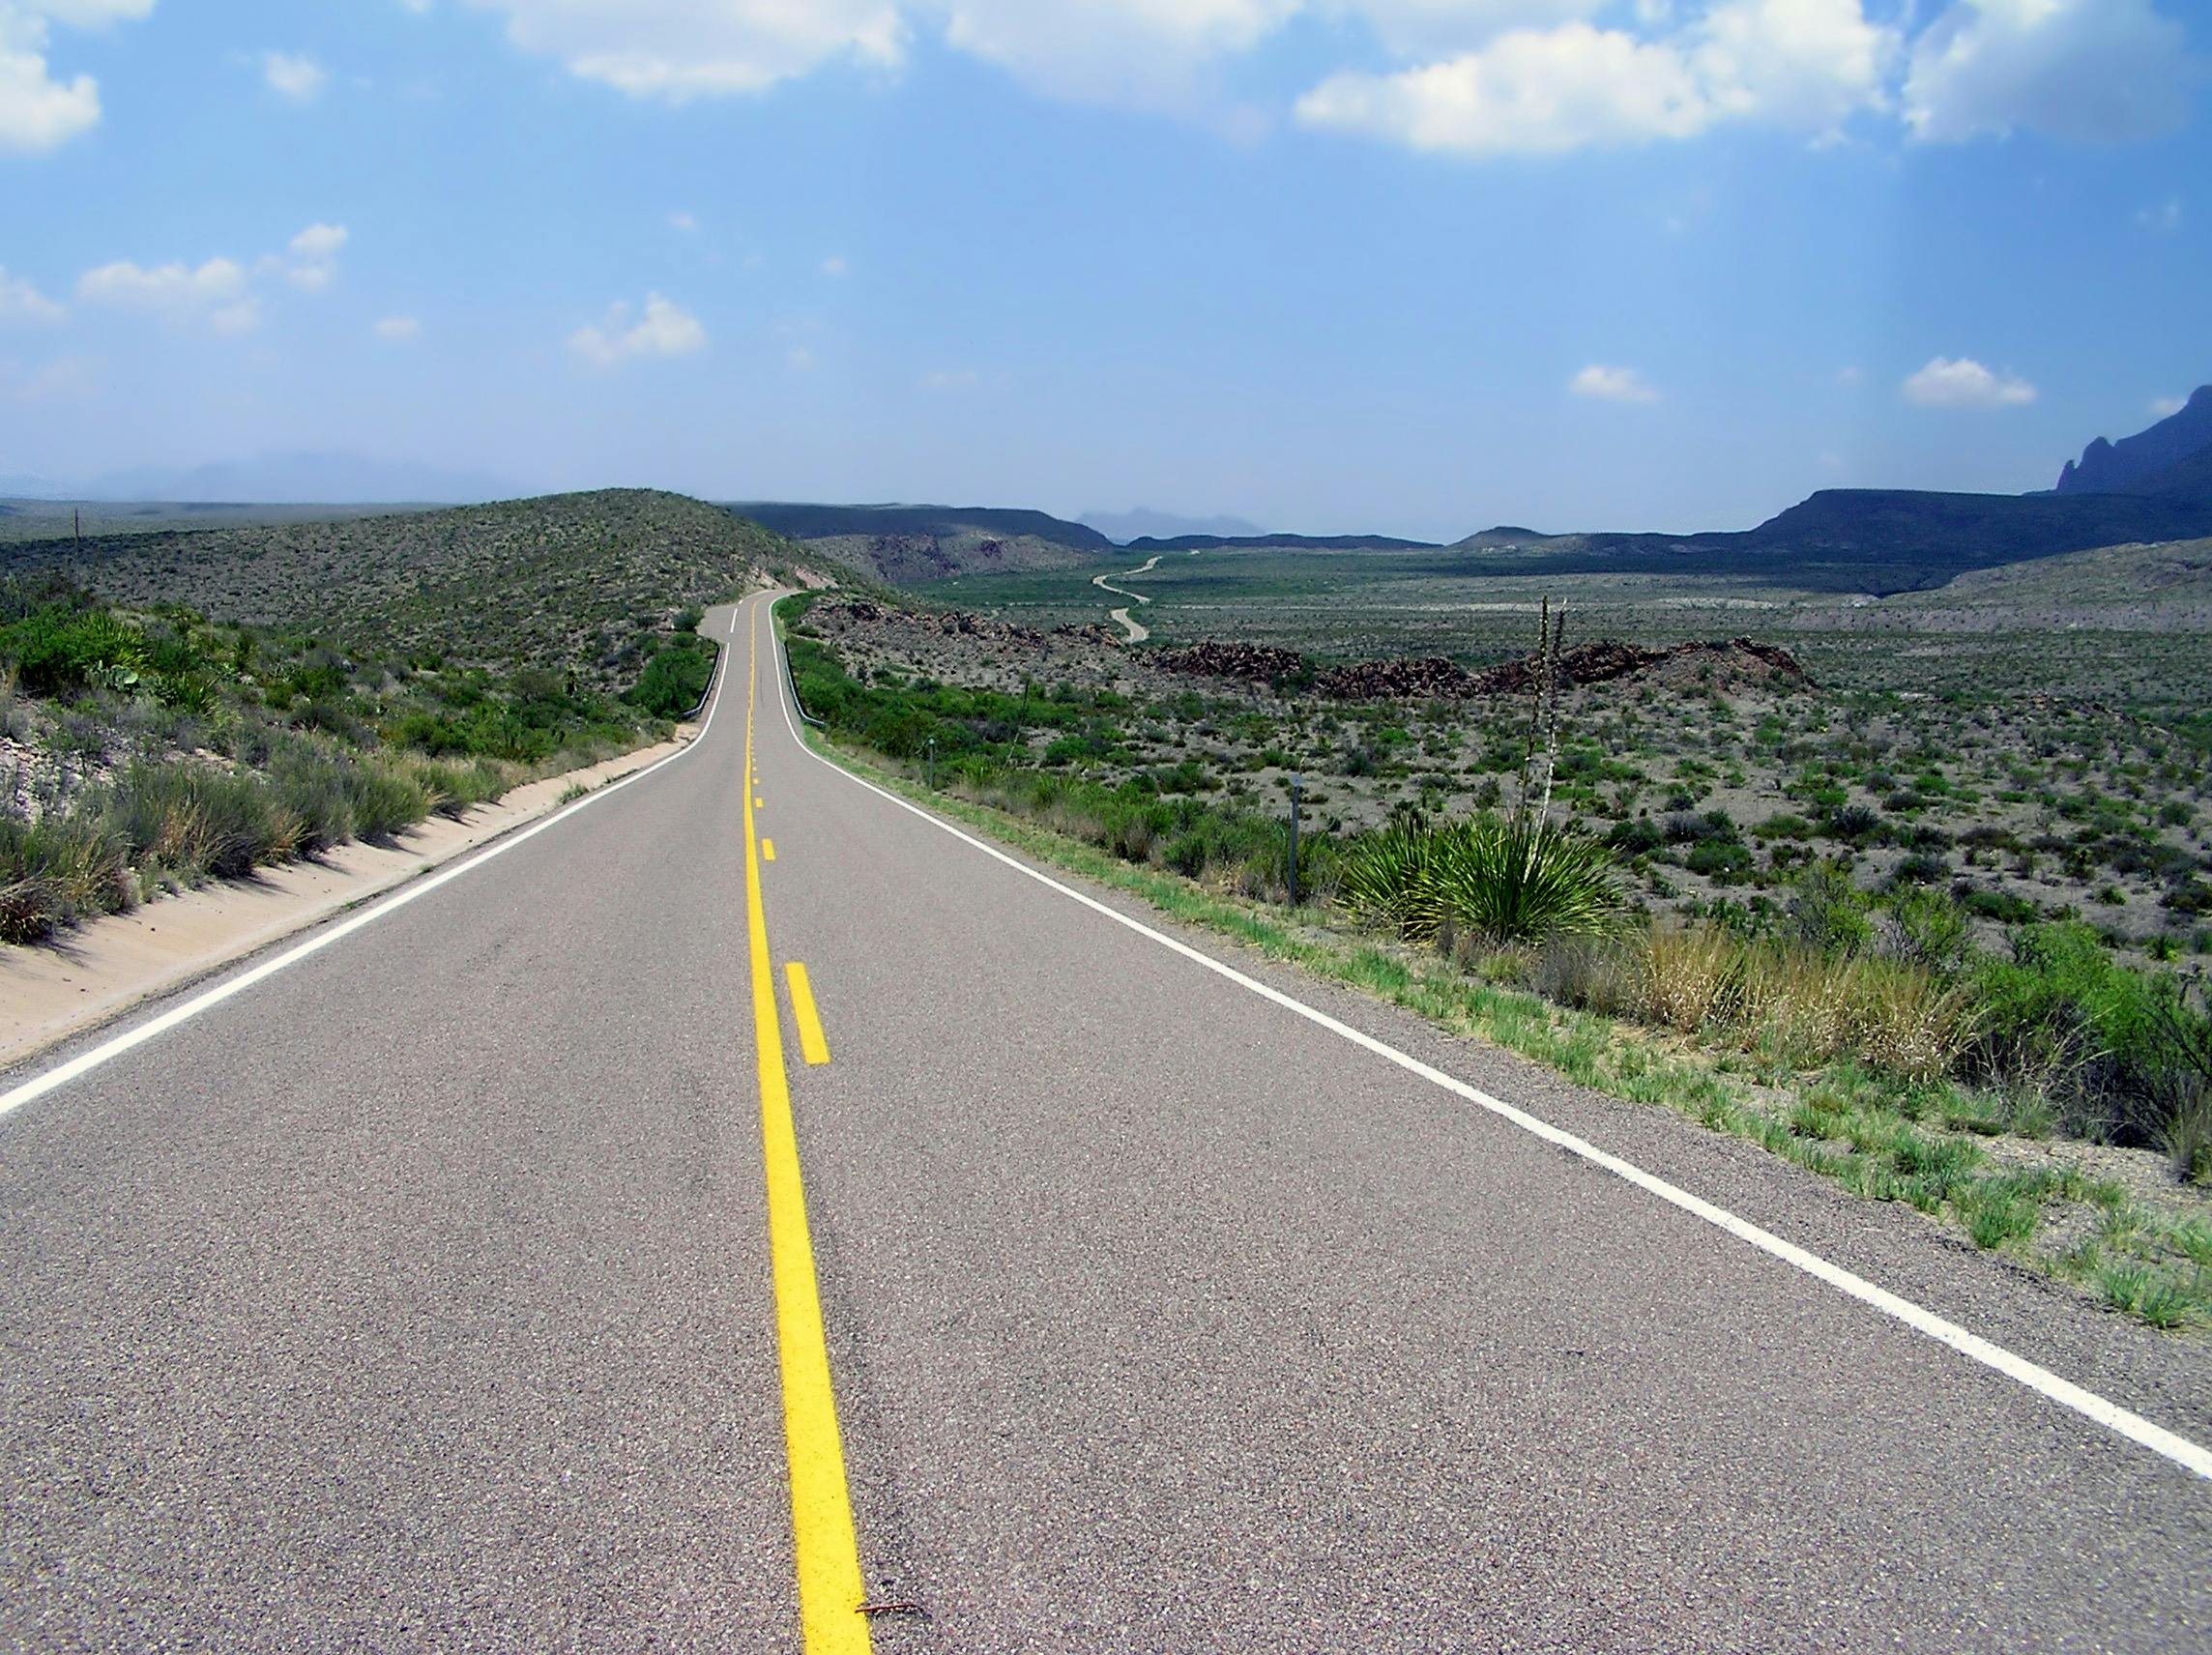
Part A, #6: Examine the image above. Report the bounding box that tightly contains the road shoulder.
[0,732,692,1071]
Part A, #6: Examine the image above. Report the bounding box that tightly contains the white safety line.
[0,605,748,1122]
[765,599,2212,1485]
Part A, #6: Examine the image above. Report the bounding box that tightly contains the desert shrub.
[1963,887,2039,925]
[0,875,67,944]
[1788,863,1872,956]
[1885,888,1972,975]
[0,813,132,941]
[267,746,357,855]
[1965,923,2208,1147]
[101,762,289,882]
[0,595,148,697]
[624,633,718,719]
[343,763,430,843]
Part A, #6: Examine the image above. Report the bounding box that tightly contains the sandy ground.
[0,731,693,1071]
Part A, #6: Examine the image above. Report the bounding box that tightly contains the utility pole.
[1288,774,1301,907]
[926,736,937,791]
[73,507,82,554]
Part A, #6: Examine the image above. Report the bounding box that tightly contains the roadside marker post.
[1288,774,1301,907]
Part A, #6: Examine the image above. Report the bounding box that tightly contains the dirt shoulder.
[0,731,693,1071]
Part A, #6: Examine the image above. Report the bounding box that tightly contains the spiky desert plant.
[1339,821,1441,940]
[1418,812,1621,948]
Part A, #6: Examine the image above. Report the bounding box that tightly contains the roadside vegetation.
[781,591,2212,1330]
[0,571,717,944]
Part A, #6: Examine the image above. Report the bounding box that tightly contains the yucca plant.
[1339,821,1441,939]
[1419,812,1621,947]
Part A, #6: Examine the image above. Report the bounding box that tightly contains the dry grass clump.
[1556,921,1977,1084]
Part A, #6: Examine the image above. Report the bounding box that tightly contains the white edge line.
[765,596,2212,1485]
[0,603,747,1122]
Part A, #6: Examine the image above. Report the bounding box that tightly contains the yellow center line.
[763,838,777,862]
[742,600,872,1653]
[785,963,832,1066]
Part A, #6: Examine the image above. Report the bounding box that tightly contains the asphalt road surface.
[4,593,2208,1653]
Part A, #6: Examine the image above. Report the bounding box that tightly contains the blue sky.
[1,0,2206,537]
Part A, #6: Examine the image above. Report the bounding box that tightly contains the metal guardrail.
[675,632,724,724]
[770,595,829,728]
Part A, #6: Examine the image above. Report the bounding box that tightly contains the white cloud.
[460,0,904,100]
[262,49,326,102]
[1904,0,2197,144]
[428,0,2198,155]
[1901,356,2035,409]
[1571,363,1660,402]
[1296,1,1896,156]
[1836,364,1864,387]
[938,0,1299,106]
[75,222,344,335]
[920,366,980,390]
[0,267,66,324]
[290,223,348,261]
[0,0,155,153]
[2137,198,2183,233]
[568,293,707,365]
[820,254,849,277]
[1299,23,1709,153]
[258,222,348,290]
[1690,0,1897,131]
[668,210,699,232]
[78,255,249,318]
[2150,395,2187,419]
[1325,2,1607,58]
[374,315,422,342]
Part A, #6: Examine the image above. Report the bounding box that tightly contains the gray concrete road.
[3,592,2207,1653]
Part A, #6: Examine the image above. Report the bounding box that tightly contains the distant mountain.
[82,452,516,506]
[1080,508,1265,544]
[726,501,1114,586]
[728,501,1112,550]
[1453,526,1550,548]
[2055,388,2212,494]
[1481,487,2212,595]
[1126,532,1441,553]
[2129,444,2212,507]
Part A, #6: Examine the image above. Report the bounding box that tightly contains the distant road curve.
[1093,554,1160,642]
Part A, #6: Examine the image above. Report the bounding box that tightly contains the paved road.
[3,593,2208,1652]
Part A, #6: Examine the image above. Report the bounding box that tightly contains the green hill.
[0,489,792,693]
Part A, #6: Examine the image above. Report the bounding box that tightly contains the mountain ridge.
[2055,387,2212,495]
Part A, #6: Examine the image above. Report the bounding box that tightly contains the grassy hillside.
[0,489,782,695]
[0,489,793,944]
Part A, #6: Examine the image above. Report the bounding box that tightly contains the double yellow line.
[741,600,872,1653]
